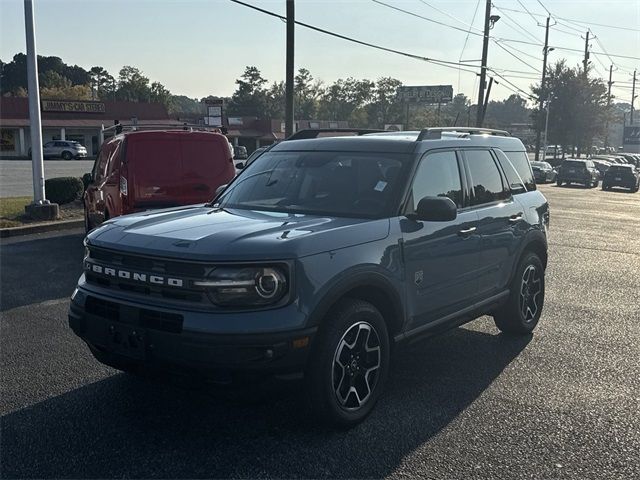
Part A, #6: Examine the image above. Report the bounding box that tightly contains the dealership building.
[0,97,177,158]
[0,97,350,158]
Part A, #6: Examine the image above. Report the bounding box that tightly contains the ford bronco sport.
[69,127,549,427]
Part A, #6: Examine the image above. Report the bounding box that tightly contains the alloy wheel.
[332,321,382,411]
[520,265,542,323]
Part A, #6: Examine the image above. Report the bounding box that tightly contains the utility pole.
[476,0,492,127]
[481,76,494,124]
[583,30,590,77]
[284,0,295,138]
[604,64,613,147]
[534,16,551,161]
[631,69,637,125]
[23,0,57,220]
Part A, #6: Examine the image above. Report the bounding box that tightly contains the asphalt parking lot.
[0,160,94,198]
[1,183,638,479]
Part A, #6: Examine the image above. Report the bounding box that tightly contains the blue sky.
[1,0,638,103]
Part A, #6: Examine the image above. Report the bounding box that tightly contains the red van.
[84,129,235,231]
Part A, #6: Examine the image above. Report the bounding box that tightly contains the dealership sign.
[623,126,640,145]
[41,100,105,113]
[397,85,453,104]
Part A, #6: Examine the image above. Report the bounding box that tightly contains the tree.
[366,77,403,127]
[89,66,116,100]
[317,77,374,123]
[150,81,172,108]
[483,94,532,128]
[228,66,269,117]
[294,68,324,119]
[116,66,151,102]
[531,60,608,156]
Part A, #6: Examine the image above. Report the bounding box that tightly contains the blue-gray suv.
[69,128,549,427]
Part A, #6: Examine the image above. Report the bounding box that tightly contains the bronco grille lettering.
[86,262,184,287]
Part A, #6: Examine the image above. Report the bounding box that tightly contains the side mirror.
[410,196,457,222]
[81,172,93,189]
[236,162,245,170]
[215,184,228,197]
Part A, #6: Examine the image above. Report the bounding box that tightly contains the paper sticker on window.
[374,181,387,192]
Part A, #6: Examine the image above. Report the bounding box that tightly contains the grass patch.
[0,197,31,227]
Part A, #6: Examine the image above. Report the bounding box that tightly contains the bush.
[45,177,84,205]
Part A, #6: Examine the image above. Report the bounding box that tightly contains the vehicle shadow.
[0,325,530,479]
[0,232,84,311]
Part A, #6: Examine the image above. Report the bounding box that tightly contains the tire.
[493,252,545,335]
[602,184,609,191]
[61,151,73,160]
[592,179,599,188]
[305,299,390,428]
[556,179,562,187]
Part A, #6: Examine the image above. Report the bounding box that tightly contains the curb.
[0,219,84,238]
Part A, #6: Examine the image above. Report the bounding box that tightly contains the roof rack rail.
[101,123,228,134]
[417,127,510,141]
[286,128,384,141]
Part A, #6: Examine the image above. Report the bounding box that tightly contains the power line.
[459,0,482,61]
[371,0,482,37]
[516,0,541,26]
[496,37,640,61]
[229,0,483,73]
[417,0,482,33]
[492,41,541,74]
[493,5,640,32]
[493,5,542,44]
[536,0,552,17]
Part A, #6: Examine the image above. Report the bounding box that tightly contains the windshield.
[562,160,586,168]
[217,151,409,218]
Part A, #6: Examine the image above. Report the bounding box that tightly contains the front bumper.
[68,286,316,377]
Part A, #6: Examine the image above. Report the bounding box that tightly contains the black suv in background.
[70,127,549,427]
[602,164,640,192]
[556,159,599,188]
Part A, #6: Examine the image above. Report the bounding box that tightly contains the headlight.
[193,266,288,307]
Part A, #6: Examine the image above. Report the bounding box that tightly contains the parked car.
[234,146,267,175]
[602,164,640,192]
[83,129,235,232]
[29,140,88,160]
[556,159,599,188]
[530,161,556,183]
[70,127,549,427]
[591,160,611,179]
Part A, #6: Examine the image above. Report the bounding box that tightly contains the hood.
[87,206,391,261]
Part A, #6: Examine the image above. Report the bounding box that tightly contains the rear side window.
[501,151,535,191]
[465,150,509,206]
[410,150,463,209]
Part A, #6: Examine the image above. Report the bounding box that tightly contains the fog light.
[292,336,309,349]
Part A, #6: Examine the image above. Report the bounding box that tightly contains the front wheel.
[306,299,390,428]
[61,151,73,160]
[493,252,545,335]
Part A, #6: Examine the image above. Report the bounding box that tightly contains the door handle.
[458,226,477,236]
[509,213,524,223]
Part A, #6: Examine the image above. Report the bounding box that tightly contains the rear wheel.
[556,179,562,187]
[493,252,545,335]
[306,299,390,428]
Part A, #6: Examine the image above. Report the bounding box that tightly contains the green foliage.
[531,60,609,155]
[44,177,84,205]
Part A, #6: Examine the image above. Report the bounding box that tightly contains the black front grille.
[89,247,206,277]
[84,295,183,333]
[85,247,209,304]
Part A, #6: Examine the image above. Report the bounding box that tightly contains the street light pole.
[534,16,551,162]
[284,0,295,138]
[24,0,45,204]
[23,0,58,220]
[476,0,492,127]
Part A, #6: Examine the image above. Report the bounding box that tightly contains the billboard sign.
[623,126,640,145]
[397,85,453,104]
[41,100,105,113]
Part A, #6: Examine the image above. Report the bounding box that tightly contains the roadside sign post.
[23,0,58,220]
[397,85,453,130]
